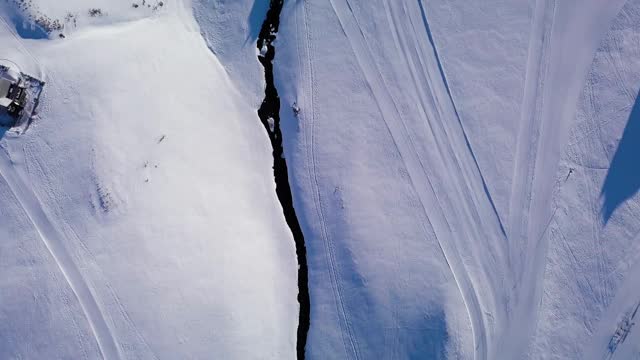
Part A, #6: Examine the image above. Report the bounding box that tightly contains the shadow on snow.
[246,0,270,44]
[408,308,449,359]
[9,11,48,40]
[14,21,47,40]
[601,90,640,223]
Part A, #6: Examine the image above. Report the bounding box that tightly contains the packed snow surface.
[0,0,297,359]
[270,0,640,358]
[2,0,640,359]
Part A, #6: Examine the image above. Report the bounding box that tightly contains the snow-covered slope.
[267,0,640,359]
[3,0,640,359]
[0,1,297,359]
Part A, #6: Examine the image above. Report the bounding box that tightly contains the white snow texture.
[1,0,640,359]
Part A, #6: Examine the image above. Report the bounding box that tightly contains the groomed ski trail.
[507,0,556,293]
[501,0,557,356]
[378,1,510,356]
[298,1,362,358]
[504,0,630,357]
[0,145,121,360]
[324,0,521,358]
[0,13,126,360]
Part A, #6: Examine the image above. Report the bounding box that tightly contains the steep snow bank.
[192,0,268,104]
[0,1,297,359]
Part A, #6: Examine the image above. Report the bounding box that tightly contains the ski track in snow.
[0,14,121,359]
[325,0,489,357]
[378,1,491,356]
[0,15,161,358]
[503,0,630,357]
[324,0,523,358]
[507,0,556,286]
[299,2,361,358]
[411,0,507,242]
[0,146,121,360]
[0,13,168,360]
[23,142,160,360]
[502,0,558,355]
[1,0,638,358]
[0,15,44,80]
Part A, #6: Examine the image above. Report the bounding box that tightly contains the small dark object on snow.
[292,102,300,117]
[88,8,103,17]
[565,167,575,181]
[158,134,166,143]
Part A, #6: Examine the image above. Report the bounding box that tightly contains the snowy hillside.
[0,1,297,359]
[1,0,640,359]
[269,0,640,359]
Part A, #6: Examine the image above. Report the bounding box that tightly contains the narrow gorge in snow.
[0,0,640,359]
[256,1,310,358]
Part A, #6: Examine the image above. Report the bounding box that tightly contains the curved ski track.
[298,2,362,358]
[507,0,556,300]
[0,17,123,359]
[322,0,517,358]
[298,0,633,358]
[501,0,558,356]
[23,143,160,360]
[0,147,122,360]
[504,0,630,357]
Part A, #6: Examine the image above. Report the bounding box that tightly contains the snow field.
[0,0,298,358]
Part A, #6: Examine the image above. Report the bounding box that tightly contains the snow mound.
[2,0,168,39]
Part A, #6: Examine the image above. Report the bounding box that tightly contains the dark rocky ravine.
[256,1,310,359]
